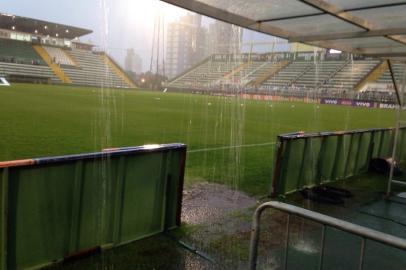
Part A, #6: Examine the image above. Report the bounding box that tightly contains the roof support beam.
[298,0,406,46]
[259,2,406,23]
[297,0,370,30]
[363,53,406,58]
[289,28,406,43]
[388,60,402,106]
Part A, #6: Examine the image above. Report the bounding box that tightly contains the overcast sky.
[2,0,284,71]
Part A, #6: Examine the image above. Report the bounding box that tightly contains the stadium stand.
[263,61,312,88]
[217,61,280,86]
[0,14,136,88]
[0,38,44,65]
[219,61,252,85]
[323,60,380,92]
[32,45,72,83]
[168,59,242,89]
[43,46,76,66]
[62,49,131,88]
[0,62,60,83]
[377,63,404,84]
[0,41,134,88]
[100,52,137,88]
[244,61,276,84]
[293,61,348,89]
[166,53,401,103]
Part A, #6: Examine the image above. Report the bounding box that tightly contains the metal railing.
[387,62,406,194]
[249,201,406,270]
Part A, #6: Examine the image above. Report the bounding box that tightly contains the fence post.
[249,204,268,270]
[270,138,286,197]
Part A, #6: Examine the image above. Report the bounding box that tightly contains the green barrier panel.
[271,128,405,196]
[398,128,406,165]
[0,143,186,269]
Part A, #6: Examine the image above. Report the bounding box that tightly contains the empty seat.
[324,60,380,92]
[0,62,60,83]
[63,49,131,88]
[0,38,45,65]
[168,59,243,89]
[43,46,75,66]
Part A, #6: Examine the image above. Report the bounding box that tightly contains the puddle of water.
[182,182,257,225]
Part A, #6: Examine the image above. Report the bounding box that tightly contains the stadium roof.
[0,13,92,39]
[161,0,406,60]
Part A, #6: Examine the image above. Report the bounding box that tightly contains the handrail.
[277,126,404,140]
[249,201,406,270]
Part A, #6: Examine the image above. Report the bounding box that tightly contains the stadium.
[0,1,405,269]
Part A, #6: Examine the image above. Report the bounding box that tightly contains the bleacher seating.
[376,63,404,85]
[0,62,60,83]
[0,38,133,88]
[263,61,311,88]
[226,61,279,85]
[293,61,347,89]
[219,61,263,85]
[62,49,130,88]
[244,62,277,84]
[323,60,380,91]
[168,59,242,89]
[166,56,388,94]
[43,46,75,66]
[0,39,44,65]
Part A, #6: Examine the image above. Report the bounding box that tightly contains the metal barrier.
[249,201,406,270]
[0,143,186,269]
[271,127,406,196]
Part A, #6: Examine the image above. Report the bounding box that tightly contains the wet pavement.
[182,181,257,225]
[49,181,261,270]
[49,174,406,270]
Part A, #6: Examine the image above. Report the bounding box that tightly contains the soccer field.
[0,84,396,195]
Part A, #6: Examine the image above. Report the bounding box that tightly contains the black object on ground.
[300,188,344,204]
[313,185,353,198]
[369,158,402,176]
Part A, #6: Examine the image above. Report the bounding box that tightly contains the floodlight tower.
[149,10,165,78]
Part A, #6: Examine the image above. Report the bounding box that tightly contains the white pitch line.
[188,142,276,153]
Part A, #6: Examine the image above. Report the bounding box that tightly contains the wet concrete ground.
[50,174,406,270]
[182,182,257,225]
[50,181,261,270]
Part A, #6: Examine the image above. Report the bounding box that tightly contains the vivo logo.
[324,99,338,104]
[355,102,371,107]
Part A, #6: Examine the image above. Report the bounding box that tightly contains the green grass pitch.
[0,83,396,195]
